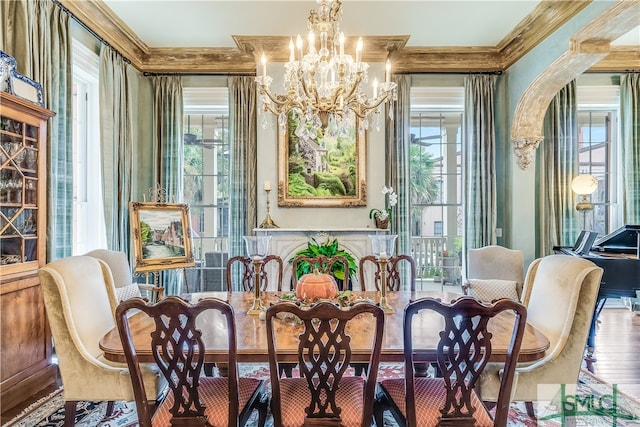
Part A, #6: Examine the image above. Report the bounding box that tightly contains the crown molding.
[59,0,636,75]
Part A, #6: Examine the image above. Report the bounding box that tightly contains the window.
[576,81,620,235]
[410,86,463,287]
[71,40,106,254]
[183,87,230,291]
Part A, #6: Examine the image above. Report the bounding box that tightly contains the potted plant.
[289,237,357,288]
[369,186,398,229]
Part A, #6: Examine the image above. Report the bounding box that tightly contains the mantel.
[254,228,390,290]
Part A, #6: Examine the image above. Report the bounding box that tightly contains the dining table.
[100,291,550,365]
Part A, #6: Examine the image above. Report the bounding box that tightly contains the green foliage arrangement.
[289,237,357,282]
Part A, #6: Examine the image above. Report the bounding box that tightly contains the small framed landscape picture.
[129,202,195,272]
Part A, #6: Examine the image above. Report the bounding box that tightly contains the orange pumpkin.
[296,268,339,300]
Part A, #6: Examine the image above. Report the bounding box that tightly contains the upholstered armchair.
[85,249,163,305]
[478,254,603,417]
[39,256,165,426]
[463,245,524,302]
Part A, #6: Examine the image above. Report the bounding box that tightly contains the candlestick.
[289,39,295,63]
[296,35,303,61]
[247,256,266,314]
[377,255,394,314]
[356,37,363,64]
[385,59,391,83]
[259,188,279,229]
[261,53,267,78]
[339,32,345,56]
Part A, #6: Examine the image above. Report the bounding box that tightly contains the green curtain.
[152,76,184,202]
[464,74,498,251]
[385,74,411,289]
[99,46,135,252]
[386,75,411,256]
[152,75,184,295]
[620,73,640,224]
[229,76,257,290]
[2,0,73,260]
[536,80,578,256]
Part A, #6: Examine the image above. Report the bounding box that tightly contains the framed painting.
[130,202,195,272]
[278,113,367,207]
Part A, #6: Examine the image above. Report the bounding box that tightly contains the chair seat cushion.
[379,377,493,426]
[276,376,365,427]
[467,278,519,303]
[114,283,142,302]
[152,376,263,427]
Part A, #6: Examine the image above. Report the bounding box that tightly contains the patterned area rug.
[4,366,639,426]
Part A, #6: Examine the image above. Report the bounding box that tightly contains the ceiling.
[60,0,640,73]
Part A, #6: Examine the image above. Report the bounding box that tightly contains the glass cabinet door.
[0,116,41,266]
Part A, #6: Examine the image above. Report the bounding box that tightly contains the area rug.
[4,366,639,427]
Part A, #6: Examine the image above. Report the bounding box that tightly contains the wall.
[256,62,387,230]
[501,1,618,267]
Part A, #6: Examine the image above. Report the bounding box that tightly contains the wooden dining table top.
[100,291,550,364]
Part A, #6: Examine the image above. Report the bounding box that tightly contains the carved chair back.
[225,254,283,292]
[358,254,416,291]
[266,301,384,427]
[115,296,244,426]
[403,297,527,426]
[291,255,350,290]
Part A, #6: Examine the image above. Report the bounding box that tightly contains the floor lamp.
[571,174,598,230]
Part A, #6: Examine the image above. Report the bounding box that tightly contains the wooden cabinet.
[0,92,56,413]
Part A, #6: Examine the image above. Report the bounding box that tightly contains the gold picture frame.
[130,202,195,272]
[278,113,367,207]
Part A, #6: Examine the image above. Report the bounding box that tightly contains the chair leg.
[278,363,294,378]
[256,396,269,427]
[105,401,115,417]
[525,401,536,419]
[64,401,77,427]
[204,362,216,376]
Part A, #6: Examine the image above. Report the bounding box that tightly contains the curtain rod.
[52,0,131,65]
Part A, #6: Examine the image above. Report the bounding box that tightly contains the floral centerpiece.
[369,186,397,229]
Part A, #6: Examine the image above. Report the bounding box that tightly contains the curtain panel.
[385,75,411,258]
[536,80,578,256]
[229,76,257,290]
[2,0,73,260]
[152,75,184,296]
[152,76,184,202]
[620,73,640,224]
[99,46,133,252]
[463,74,498,251]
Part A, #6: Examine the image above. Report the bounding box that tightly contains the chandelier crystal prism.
[256,0,397,138]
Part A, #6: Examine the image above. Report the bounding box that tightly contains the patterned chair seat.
[379,377,493,426]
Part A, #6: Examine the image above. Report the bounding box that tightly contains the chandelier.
[256,0,397,139]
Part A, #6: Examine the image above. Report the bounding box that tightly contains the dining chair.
[225,254,283,291]
[291,254,351,291]
[462,245,524,302]
[375,296,527,427]
[115,296,268,427]
[39,256,166,426]
[266,300,384,427]
[358,254,416,291]
[85,249,164,304]
[478,254,603,419]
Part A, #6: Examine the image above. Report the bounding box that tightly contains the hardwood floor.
[585,306,640,400]
[2,305,639,424]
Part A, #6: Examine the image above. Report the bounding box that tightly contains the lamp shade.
[571,174,598,195]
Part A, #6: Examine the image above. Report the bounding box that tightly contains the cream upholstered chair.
[39,256,165,426]
[85,249,163,305]
[462,245,524,302]
[478,254,603,417]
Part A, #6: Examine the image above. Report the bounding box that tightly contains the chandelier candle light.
[256,0,397,137]
[243,235,272,315]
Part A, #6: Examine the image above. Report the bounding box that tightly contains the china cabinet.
[0,91,56,413]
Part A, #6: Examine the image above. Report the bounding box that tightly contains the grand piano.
[554,224,640,355]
